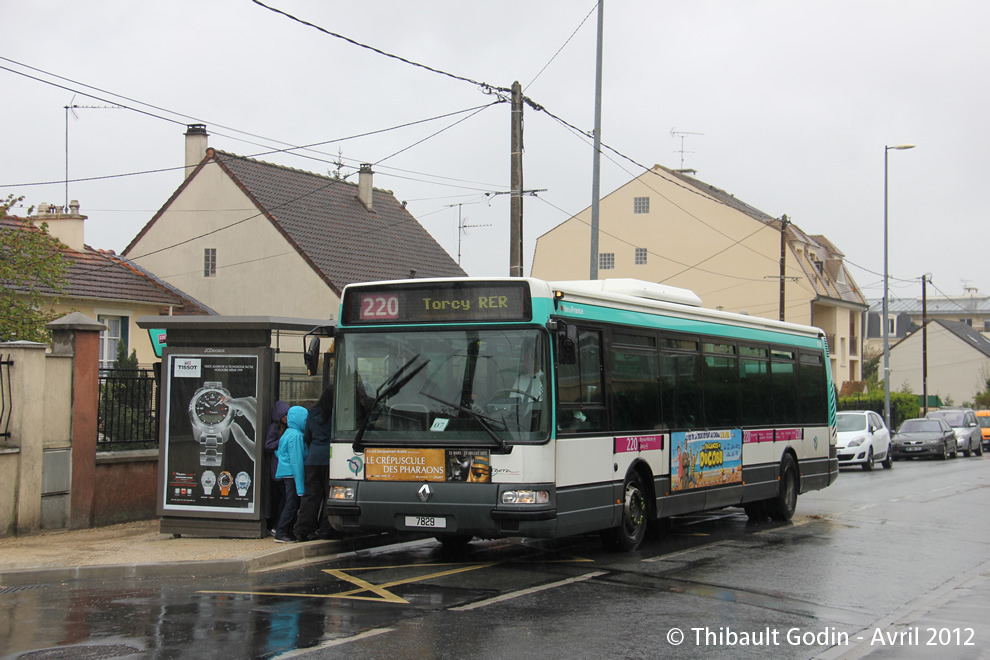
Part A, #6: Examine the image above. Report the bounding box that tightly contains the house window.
[599,253,615,270]
[204,248,217,277]
[887,318,895,334]
[961,318,973,326]
[98,315,124,370]
[984,320,990,332]
[633,197,650,214]
[635,247,647,265]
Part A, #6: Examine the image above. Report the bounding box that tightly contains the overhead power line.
[251,0,512,97]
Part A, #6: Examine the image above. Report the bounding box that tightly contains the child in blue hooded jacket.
[273,405,308,543]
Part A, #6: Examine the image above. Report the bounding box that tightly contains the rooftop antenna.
[331,147,349,180]
[446,201,490,266]
[64,96,123,210]
[670,128,704,172]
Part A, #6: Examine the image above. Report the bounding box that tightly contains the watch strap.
[199,432,224,466]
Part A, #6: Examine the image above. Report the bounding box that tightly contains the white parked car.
[836,411,893,471]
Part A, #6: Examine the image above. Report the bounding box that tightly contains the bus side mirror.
[304,337,321,376]
[558,323,577,365]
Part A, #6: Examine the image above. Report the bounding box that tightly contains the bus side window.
[557,328,605,432]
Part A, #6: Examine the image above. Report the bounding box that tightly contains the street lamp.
[883,143,915,429]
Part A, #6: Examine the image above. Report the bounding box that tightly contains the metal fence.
[98,368,158,448]
[95,368,323,449]
[0,354,12,439]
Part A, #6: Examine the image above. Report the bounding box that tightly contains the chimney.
[184,124,209,180]
[31,200,86,251]
[357,163,374,211]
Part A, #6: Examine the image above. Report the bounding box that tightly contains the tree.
[972,365,990,409]
[0,195,69,342]
[861,345,882,388]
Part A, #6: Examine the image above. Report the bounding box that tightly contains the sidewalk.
[0,519,342,586]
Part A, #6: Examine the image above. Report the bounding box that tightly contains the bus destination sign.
[344,281,532,324]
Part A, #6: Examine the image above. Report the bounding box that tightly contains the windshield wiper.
[352,355,429,452]
[420,392,509,452]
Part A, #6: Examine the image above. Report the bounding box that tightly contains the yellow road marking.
[198,556,595,603]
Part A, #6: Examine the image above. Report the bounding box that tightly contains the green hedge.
[838,390,920,431]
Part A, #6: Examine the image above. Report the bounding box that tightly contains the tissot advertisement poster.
[671,429,743,491]
[161,352,260,514]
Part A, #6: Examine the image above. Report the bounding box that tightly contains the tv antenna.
[670,128,704,171]
[446,201,490,266]
[64,96,123,209]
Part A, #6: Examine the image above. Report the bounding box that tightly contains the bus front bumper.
[326,480,558,538]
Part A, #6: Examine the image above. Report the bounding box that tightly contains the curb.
[0,539,341,587]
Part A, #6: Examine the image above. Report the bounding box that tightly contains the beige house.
[889,319,990,405]
[3,203,213,368]
[123,125,465,321]
[866,291,990,354]
[531,165,867,390]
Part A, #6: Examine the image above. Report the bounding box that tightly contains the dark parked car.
[925,408,984,457]
[892,418,958,460]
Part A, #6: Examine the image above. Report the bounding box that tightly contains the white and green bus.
[327,277,837,551]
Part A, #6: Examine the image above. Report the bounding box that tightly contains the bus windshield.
[335,329,550,446]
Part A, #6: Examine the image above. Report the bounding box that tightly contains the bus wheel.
[601,471,648,551]
[767,454,798,522]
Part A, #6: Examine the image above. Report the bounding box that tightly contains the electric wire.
[525,2,598,91]
[251,0,512,96]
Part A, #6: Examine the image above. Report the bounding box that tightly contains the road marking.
[642,539,733,562]
[200,562,497,603]
[450,570,608,611]
[322,562,496,603]
[275,627,396,655]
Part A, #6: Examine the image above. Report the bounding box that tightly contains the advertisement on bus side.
[671,429,743,491]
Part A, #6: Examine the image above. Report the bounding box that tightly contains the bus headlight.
[330,485,355,501]
[501,490,549,504]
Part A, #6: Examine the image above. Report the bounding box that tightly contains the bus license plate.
[405,515,446,529]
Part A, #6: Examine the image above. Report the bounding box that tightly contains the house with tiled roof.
[865,290,990,354]
[122,125,466,322]
[531,164,868,390]
[889,319,990,405]
[2,202,214,367]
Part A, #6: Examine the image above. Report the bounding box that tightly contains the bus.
[326,277,837,552]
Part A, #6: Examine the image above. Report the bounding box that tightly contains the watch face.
[219,472,233,487]
[202,470,216,487]
[194,389,231,425]
[236,472,251,489]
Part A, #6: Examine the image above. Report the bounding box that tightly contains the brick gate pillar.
[47,312,105,529]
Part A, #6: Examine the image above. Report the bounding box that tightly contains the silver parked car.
[836,410,893,470]
[925,408,984,457]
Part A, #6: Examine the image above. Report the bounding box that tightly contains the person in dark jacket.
[264,400,290,535]
[274,406,308,543]
[295,385,336,541]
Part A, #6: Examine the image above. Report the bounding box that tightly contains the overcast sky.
[3,1,986,306]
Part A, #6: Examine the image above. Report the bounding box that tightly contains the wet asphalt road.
[2,455,989,660]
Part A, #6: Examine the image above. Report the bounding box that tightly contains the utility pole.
[509,81,524,277]
[589,0,604,280]
[778,214,790,322]
[922,273,930,415]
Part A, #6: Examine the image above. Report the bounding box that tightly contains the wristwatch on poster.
[235,471,251,497]
[218,471,233,496]
[201,470,216,496]
[188,381,236,466]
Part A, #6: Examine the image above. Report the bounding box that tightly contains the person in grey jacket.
[264,400,290,534]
